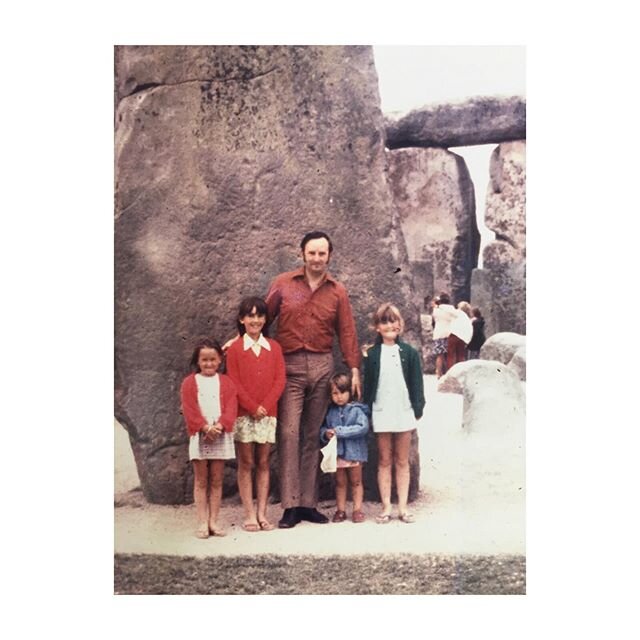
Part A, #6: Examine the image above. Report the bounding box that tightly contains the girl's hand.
[211,422,224,435]
[254,405,268,419]
[204,423,222,440]
[203,425,216,441]
[325,429,335,439]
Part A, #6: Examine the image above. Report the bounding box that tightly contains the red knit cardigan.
[225,337,286,418]
[180,372,238,436]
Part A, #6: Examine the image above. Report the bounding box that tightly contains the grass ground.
[114,553,525,595]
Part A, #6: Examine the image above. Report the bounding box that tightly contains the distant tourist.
[363,303,425,524]
[431,292,457,378]
[180,339,238,539]
[447,301,473,369]
[320,372,370,524]
[225,297,286,533]
[467,307,486,359]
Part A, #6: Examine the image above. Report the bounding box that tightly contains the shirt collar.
[242,333,271,351]
[291,266,336,285]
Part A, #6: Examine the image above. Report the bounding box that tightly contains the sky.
[372,46,526,266]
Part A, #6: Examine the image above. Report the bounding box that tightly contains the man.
[265,231,361,528]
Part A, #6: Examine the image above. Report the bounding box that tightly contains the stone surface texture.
[479,332,526,365]
[437,360,525,499]
[386,147,479,372]
[507,345,526,381]
[385,96,526,149]
[472,141,526,335]
[115,45,420,504]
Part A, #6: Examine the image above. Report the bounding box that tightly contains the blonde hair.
[372,302,405,333]
[457,301,472,317]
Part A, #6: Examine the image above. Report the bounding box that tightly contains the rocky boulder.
[507,345,526,381]
[438,360,524,431]
[437,359,525,499]
[479,332,526,365]
[115,45,420,504]
[385,96,526,149]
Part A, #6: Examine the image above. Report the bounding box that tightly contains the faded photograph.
[114,45,526,595]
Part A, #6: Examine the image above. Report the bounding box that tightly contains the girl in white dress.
[362,304,425,524]
[180,339,238,538]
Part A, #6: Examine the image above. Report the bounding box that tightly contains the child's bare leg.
[193,460,209,536]
[236,442,258,527]
[376,433,393,517]
[255,443,272,528]
[335,468,348,512]
[394,431,413,517]
[435,354,444,378]
[348,465,363,512]
[208,459,226,534]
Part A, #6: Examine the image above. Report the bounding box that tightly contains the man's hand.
[351,368,361,400]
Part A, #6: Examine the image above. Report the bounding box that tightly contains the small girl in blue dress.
[320,372,370,523]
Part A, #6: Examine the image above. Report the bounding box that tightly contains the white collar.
[242,333,271,351]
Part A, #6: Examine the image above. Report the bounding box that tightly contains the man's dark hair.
[300,231,333,255]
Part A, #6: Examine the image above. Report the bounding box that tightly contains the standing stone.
[115,45,420,504]
[472,141,526,335]
[387,147,479,372]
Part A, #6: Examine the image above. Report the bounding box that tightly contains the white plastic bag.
[320,436,337,473]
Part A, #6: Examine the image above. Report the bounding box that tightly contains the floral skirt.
[233,415,277,444]
[433,337,448,355]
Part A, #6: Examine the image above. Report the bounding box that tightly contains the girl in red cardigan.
[226,297,286,532]
[180,338,237,539]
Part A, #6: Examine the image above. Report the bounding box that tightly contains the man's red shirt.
[265,267,361,370]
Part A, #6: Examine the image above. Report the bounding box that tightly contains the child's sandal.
[332,510,347,523]
[352,510,366,523]
[398,513,415,524]
[375,513,392,524]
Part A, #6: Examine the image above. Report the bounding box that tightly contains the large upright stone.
[472,141,526,335]
[387,147,479,371]
[115,45,419,504]
[385,96,526,149]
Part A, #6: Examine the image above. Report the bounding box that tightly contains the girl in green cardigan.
[362,303,425,524]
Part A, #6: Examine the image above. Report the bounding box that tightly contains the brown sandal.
[352,510,365,523]
[332,510,347,523]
